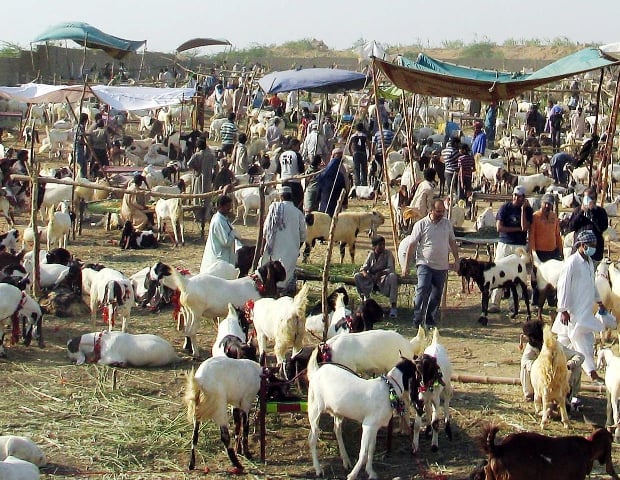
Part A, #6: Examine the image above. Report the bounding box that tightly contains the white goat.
[233,187,276,226]
[23,256,69,290]
[22,226,47,250]
[82,267,134,332]
[185,356,262,473]
[413,328,453,453]
[0,456,40,480]
[252,283,309,367]
[531,252,567,320]
[155,197,184,246]
[46,201,72,250]
[305,292,352,340]
[0,284,43,348]
[475,206,495,231]
[211,303,254,359]
[0,436,46,466]
[307,348,416,480]
[597,348,620,442]
[67,331,178,367]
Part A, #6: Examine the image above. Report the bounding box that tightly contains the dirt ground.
[2,188,619,480]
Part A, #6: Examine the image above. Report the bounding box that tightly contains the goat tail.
[431,325,441,346]
[478,422,500,457]
[293,282,310,315]
[531,250,542,269]
[184,368,200,423]
[306,346,320,382]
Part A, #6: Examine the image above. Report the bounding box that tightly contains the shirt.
[409,215,455,270]
[372,128,394,154]
[277,149,303,183]
[457,153,475,178]
[220,120,237,145]
[496,202,533,245]
[529,210,562,253]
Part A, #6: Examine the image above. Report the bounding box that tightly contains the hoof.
[431,445,438,453]
[478,316,488,326]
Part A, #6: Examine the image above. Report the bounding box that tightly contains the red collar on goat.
[91,332,104,363]
[10,291,28,345]
[250,273,266,296]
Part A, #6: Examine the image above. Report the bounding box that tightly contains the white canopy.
[601,42,620,61]
[0,83,196,111]
[353,40,393,63]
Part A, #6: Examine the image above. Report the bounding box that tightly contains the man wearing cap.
[567,187,608,263]
[355,235,399,318]
[301,121,328,164]
[260,185,307,293]
[552,229,606,383]
[488,185,534,313]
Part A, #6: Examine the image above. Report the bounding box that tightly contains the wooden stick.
[322,190,347,341]
[599,69,620,206]
[251,182,266,273]
[450,373,606,393]
[589,69,604,189]
[29,134,41,298]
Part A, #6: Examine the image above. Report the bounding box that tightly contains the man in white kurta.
[260,186,307,293]
[200,195,239,273]
[552,229,606,382]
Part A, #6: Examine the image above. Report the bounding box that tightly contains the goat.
[0,456,40,480]
[597,348,620,442]
[307,347,416,480]
[0,436,46,466]
[211,303,256,361]
[0,229,19,253]
[457,248,531,326]
[0,283,43,348]
[82,266,134,332]
[185,357,262,473]
[531,252,566,320]
[46,201,71,250]
[531,325,570,429]
[150,260,285,358]
[413,328,453,453]
[67,331,178,367]
[478,423,618,480]
[120,221,158,250]
[45,247,72,266]
[252,282,309,369]
[155,197,185,246]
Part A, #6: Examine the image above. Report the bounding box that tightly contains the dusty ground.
[2,180,619,480]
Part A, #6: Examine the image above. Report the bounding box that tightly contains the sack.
[595,308,617,330]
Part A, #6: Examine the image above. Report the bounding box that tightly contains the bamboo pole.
[28,130,40,298]
[322,190,347,341]
[599,69,620,206]
[450,373,606,393]
[588,69,605,189]
[251,182,266,273]
[370,58,398,255]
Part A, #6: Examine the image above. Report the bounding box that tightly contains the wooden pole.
[322,190,347,341]
[251,182,266,273]
[589,69,605,189]
[371,58,398,254]
[599,69,620,206]
[29,131,41,298]
[450,373,606,393]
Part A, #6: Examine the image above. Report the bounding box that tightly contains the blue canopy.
[258,68,369,94]
[33,22,146,60]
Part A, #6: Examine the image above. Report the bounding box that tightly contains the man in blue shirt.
[370,121,394,187]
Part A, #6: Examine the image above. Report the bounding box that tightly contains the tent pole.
[80,33,88,83]
[589,69,605,189]
[599,68,620,206]
[371,58,398,256]
[137,43,146,82]
[29,122,41,299]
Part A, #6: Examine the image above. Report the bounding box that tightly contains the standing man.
[484,101,498,149]
[456,143,475,202]
[187,137,215,206]
[370,120,394,187]
[568,187,608,263]
[488,185,533,313]
[552,230,606,383]
[301,122,328,164]
[570,106,586,140]
[200,194,239,272]
[277,138,305,209]
[74,112,89,178]
[260,185,307,293]
[316,146,347,216]
[471,122,487,156]
[266,117,283,148]
[347,122,369,187]
[220,112,238,158]
[354,236,400,318]
[441,137,460,199]
[401,199,460,328]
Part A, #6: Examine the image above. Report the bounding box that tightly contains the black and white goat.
[307,347,416,479]
[120,221,158,250]
[185,356,262,473]
[457,247,531,326]
[82,266,134,332]
[211,303,256,361]
[0,229,19,253]
[0,283,43,349]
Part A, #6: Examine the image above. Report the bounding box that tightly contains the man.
[441,137,460,198]
[567,187,608,263]
[549,151,573,186]
[187,137,215,205]
[401,199,460,327]
[266,117,283,148]
[552,230,606,383]
[354,236,399,318]
[370,120,394,186]
[471,123,487,156]
[520,320,584,406]
[408,167,436,218]
[456,143,475,202]
[321,115,336,149]
[232,132,249,175]
[316,147,347,216]
[347,122,369,187]
[488,185,533,313]
[484,101,498,148]
[301,122,328,164]
[220,112,238,157]
[570,106,586,140]
[277,138,305,209]
[529,193,563,308]
[200,194,239,272]
[260,185,307,293]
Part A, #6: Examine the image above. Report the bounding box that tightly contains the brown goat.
[479,423,618,480]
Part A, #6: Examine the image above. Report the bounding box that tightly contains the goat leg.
[509,284,519,318]
[221,425,243,471]
[479,289,490,326]
[233,408,243,453]
[188,420,200,470]
[241,411,252,459]
[517,278,531,321]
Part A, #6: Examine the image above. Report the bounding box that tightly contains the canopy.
[176,37,231,53]
[0,83,195,111]
[258,68,369,94]
[375,47,620,102]
[32,22,146,60]
[353,40,392,63]
[599,42,620,61]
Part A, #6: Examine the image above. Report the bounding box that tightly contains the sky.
[2,0,619,55]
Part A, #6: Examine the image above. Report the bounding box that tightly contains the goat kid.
[211,303,256,361]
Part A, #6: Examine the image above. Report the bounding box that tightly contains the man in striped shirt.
[370,121,394,186]
[441,137,460,198]
[220,112,238,156]
[457,144,475,202]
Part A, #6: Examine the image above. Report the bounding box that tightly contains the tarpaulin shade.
[599,42,620,61]
[259,68,369,94]
[176,38,231,53]
[0,83,91,104]
[376,48,620,102]
[32,22,146,60]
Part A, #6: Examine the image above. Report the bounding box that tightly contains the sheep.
[155,197,185,246]
[150,260,285,358]
[0,283,43,348]
[0,456,40,480]
[413,328,453,453]
[185,356,262,473]
[531,325,570,429]
[599,348,620,438]
[315,328,426,376]
[0,436,46,466]
[67,331,178,367]
[252,283,309,368]
[46,202,72,250]
[82,266,134,332]
[478,423,618,480]
[457,248,531,326]
[303,210,385,263]
[211,303,256,360]
[605,195,620,217]
[307,347,416,480]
